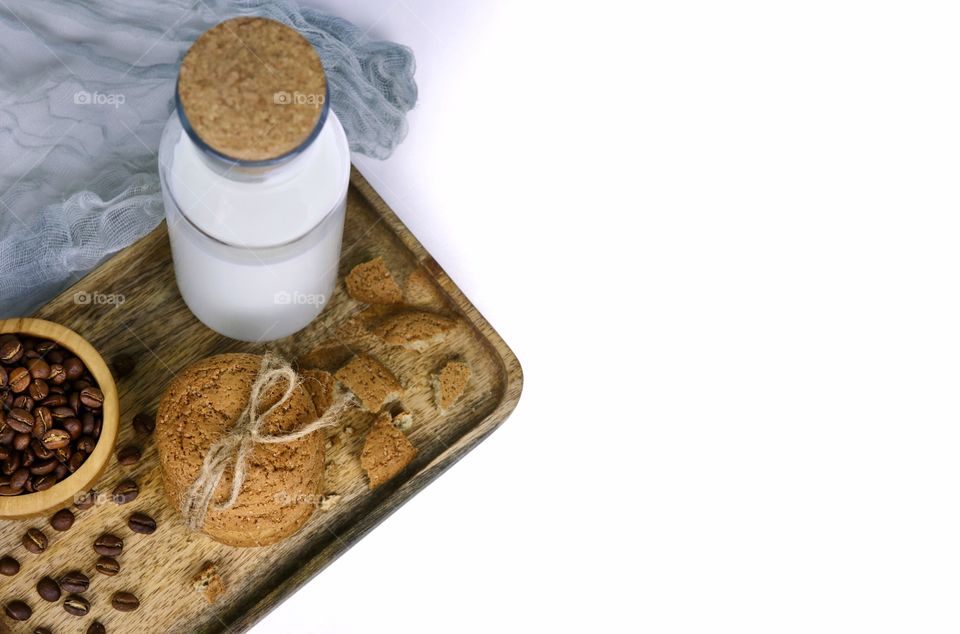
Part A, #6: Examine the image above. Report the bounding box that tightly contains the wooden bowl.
[0,318,119,519]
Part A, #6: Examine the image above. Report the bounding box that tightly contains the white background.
[253,1,960,633]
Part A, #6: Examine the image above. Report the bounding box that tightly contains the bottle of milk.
[158,17,350,342]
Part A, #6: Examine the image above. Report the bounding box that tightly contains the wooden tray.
[0,169,523,633]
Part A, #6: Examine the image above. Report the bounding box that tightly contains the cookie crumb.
[193,561,225,604]
[319,494,341,512]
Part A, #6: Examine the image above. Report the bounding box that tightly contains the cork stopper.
[177,17,328,163]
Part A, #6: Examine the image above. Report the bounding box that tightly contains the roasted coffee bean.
[26,358,50,379]
[48,362,66,384]
[60,570,90,593]
[0,483,18,495]
[50,508,75,531]
[54,445,72,463]
[132,411,155,435]
[79,387,104,409]
[34,340,55,355]
[13,395,34,411]
[13,433,31,452]
[50,406,75,420]
[113,479,139,505]
[0,446,8,461]
[76,435,97,454]
[68,451,86,473]
[87,621,107,634]
[81,412,96,436]
[73,378,91,392]
[95,556,119,576]
[28,378,49,401]
[8,408,35,433]
[23,528,47,554]
[2,452,20,475]
[75,490,96,510]
[9,366,30,392]
[69,391,81,414]
[94,533,123,557]
[42,428,71,450]
[116,445,141,466]
[20,450,34,468]
[30,459,57,476]
[63,593,90,616]
[128,511,157,534]
[0,427,12,446]
[63,357,85,381]
[36,576,61,602]
[41,393,67,407]
[0,554,19,575]
[0,365,6,388]
[5,599,31,621]
[34,474,57,491]
[32,406,52,437]
[10,467,29,490]
[31,438,53,460]
[63,417,82,440]
[53,463,67,480]
[47,349,64,363]
[111,591,139,612]
[0,336,23,364]
[111,352,136,378]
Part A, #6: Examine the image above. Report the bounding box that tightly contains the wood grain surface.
[0,169,523,633]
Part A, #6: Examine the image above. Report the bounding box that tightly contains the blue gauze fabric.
[0,0,417,316]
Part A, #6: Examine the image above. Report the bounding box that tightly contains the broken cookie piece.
[372,311,458,352]
[360,411,418,489]
[334,354,403,412]
[433,360,471,413]
[193,561,225,604]
[345,257,404,304]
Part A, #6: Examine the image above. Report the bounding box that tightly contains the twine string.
[181,354,345,531]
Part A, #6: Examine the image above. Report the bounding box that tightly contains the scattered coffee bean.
[111,591,139,612]
[50,508,75,531]
[60,570,90,593]
[0,555,20,576]
[87,621,107,634]
[95,556,120,576]
[132,411,155,435]
[111,352,136,378]
[5,599,31,621]
[75,490,96,510]
[36,576,61,602]
[113,479,139,504]
[23,527,47,554]
[116,445,142,466]
[128,511,157,534]
[63,593,90,616]
[94,533,123,557]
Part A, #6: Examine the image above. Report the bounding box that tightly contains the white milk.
[157,109,351,342]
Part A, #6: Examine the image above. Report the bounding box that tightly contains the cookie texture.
[334,354,402,412]
[433,360,471,413]
[156,353,324,547]
[301,368,336,414]
[372,311,458,352]
[360,412,418,489]
[193,561,226,604]
[345,257,403,304]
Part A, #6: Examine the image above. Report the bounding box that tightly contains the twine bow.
[182,354,345,531]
